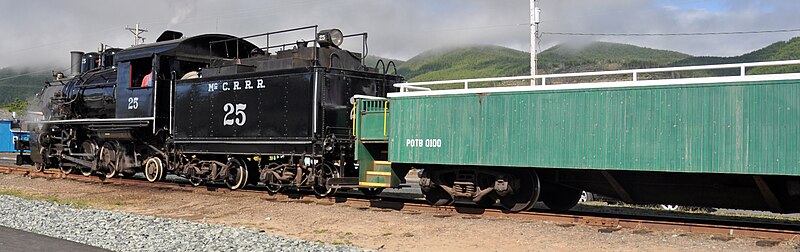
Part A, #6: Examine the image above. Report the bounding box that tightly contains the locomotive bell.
[317,29,343,47]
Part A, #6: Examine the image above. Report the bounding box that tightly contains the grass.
[111,201,129,206]
[0,189,89,208]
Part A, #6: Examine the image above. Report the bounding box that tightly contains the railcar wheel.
[541,184,582,211]
[358,188,384,197]
[498,171,540,213]
[313,162,339,197]
[144,157,165,183]
[423,185,454,206]
[224,158,248,190]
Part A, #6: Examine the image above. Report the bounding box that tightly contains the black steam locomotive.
[28,26,404,196]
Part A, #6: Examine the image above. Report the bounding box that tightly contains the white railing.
[394,59,800,92]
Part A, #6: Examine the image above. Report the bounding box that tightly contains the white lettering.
[223,103,247,126]
[127,97,139,110]
[257,79,265,88]
[222,82,230,91]
[405,138,442,148]
[245,80,253,89]
[233,81,241,90]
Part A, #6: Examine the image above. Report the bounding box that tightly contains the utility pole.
[530,0,540,85]
[125,23,148,46]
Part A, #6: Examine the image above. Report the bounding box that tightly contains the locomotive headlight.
[317,29,344,47]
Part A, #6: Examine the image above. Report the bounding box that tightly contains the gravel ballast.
[0,194,364,252]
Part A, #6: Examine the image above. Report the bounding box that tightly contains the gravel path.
[0,194,364,252]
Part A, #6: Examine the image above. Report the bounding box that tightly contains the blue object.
[0,120,28,153]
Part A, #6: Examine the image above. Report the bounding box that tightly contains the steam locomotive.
[27,26,404,196]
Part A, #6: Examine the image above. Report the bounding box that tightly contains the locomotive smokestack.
[70,51,84,77]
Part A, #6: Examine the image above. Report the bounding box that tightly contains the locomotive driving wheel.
[98,142,119,180]
[144,156,165,183]
[79,140,98,177]
[59,164,73,175]
[34,163,45,172]
[313,162,339,197]
[224,158,248,190]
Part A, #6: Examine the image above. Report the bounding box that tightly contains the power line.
[0,66,67,82]
[542,28,800,37]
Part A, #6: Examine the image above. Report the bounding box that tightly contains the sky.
[0,0,798,69]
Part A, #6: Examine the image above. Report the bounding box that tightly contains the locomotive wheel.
[80,168,93,177]
[34,163,45,172]
[263,163,283,194]
[98,142,118,180]
[498,171,540,213]
[103,166,118,179]
[187,168,204,187]
[358,188,385,197]
[80,140,98,177]
[59,165,73,175]
[313,162,339,198]
[224,158,248,190]
[144,157,165,183]
[541,184,582,211]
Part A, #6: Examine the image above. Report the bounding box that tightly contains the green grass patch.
[0,189,89,208]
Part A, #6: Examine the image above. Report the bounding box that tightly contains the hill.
[397,45,529,82]
[396,42,692,81]
[670,37,800,75]
[0,68,51,112]
[538,41,690,73]
[394,37,800,82]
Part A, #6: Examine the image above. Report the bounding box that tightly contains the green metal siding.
[389,79,800,176]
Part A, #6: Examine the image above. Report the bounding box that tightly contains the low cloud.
[0,0,798,68]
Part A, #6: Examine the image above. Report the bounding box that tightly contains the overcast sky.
[1,0,798,69]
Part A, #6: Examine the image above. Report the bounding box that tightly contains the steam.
[168,1,195,26]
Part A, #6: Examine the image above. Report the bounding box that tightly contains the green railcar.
[355,60,800,213]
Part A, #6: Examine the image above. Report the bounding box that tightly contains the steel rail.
[1,165,798,241]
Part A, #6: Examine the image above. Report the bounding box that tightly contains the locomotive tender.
[29,26,403,196]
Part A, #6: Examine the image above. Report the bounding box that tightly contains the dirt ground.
[0,173,797,252]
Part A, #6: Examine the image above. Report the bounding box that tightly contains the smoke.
[168,1,196,27]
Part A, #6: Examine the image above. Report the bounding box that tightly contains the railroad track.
[1,164,798,242]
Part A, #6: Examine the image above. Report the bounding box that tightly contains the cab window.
[130,58,153,88]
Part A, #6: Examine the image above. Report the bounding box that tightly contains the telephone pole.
[530,0,540,84]
[125,23,148,46]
